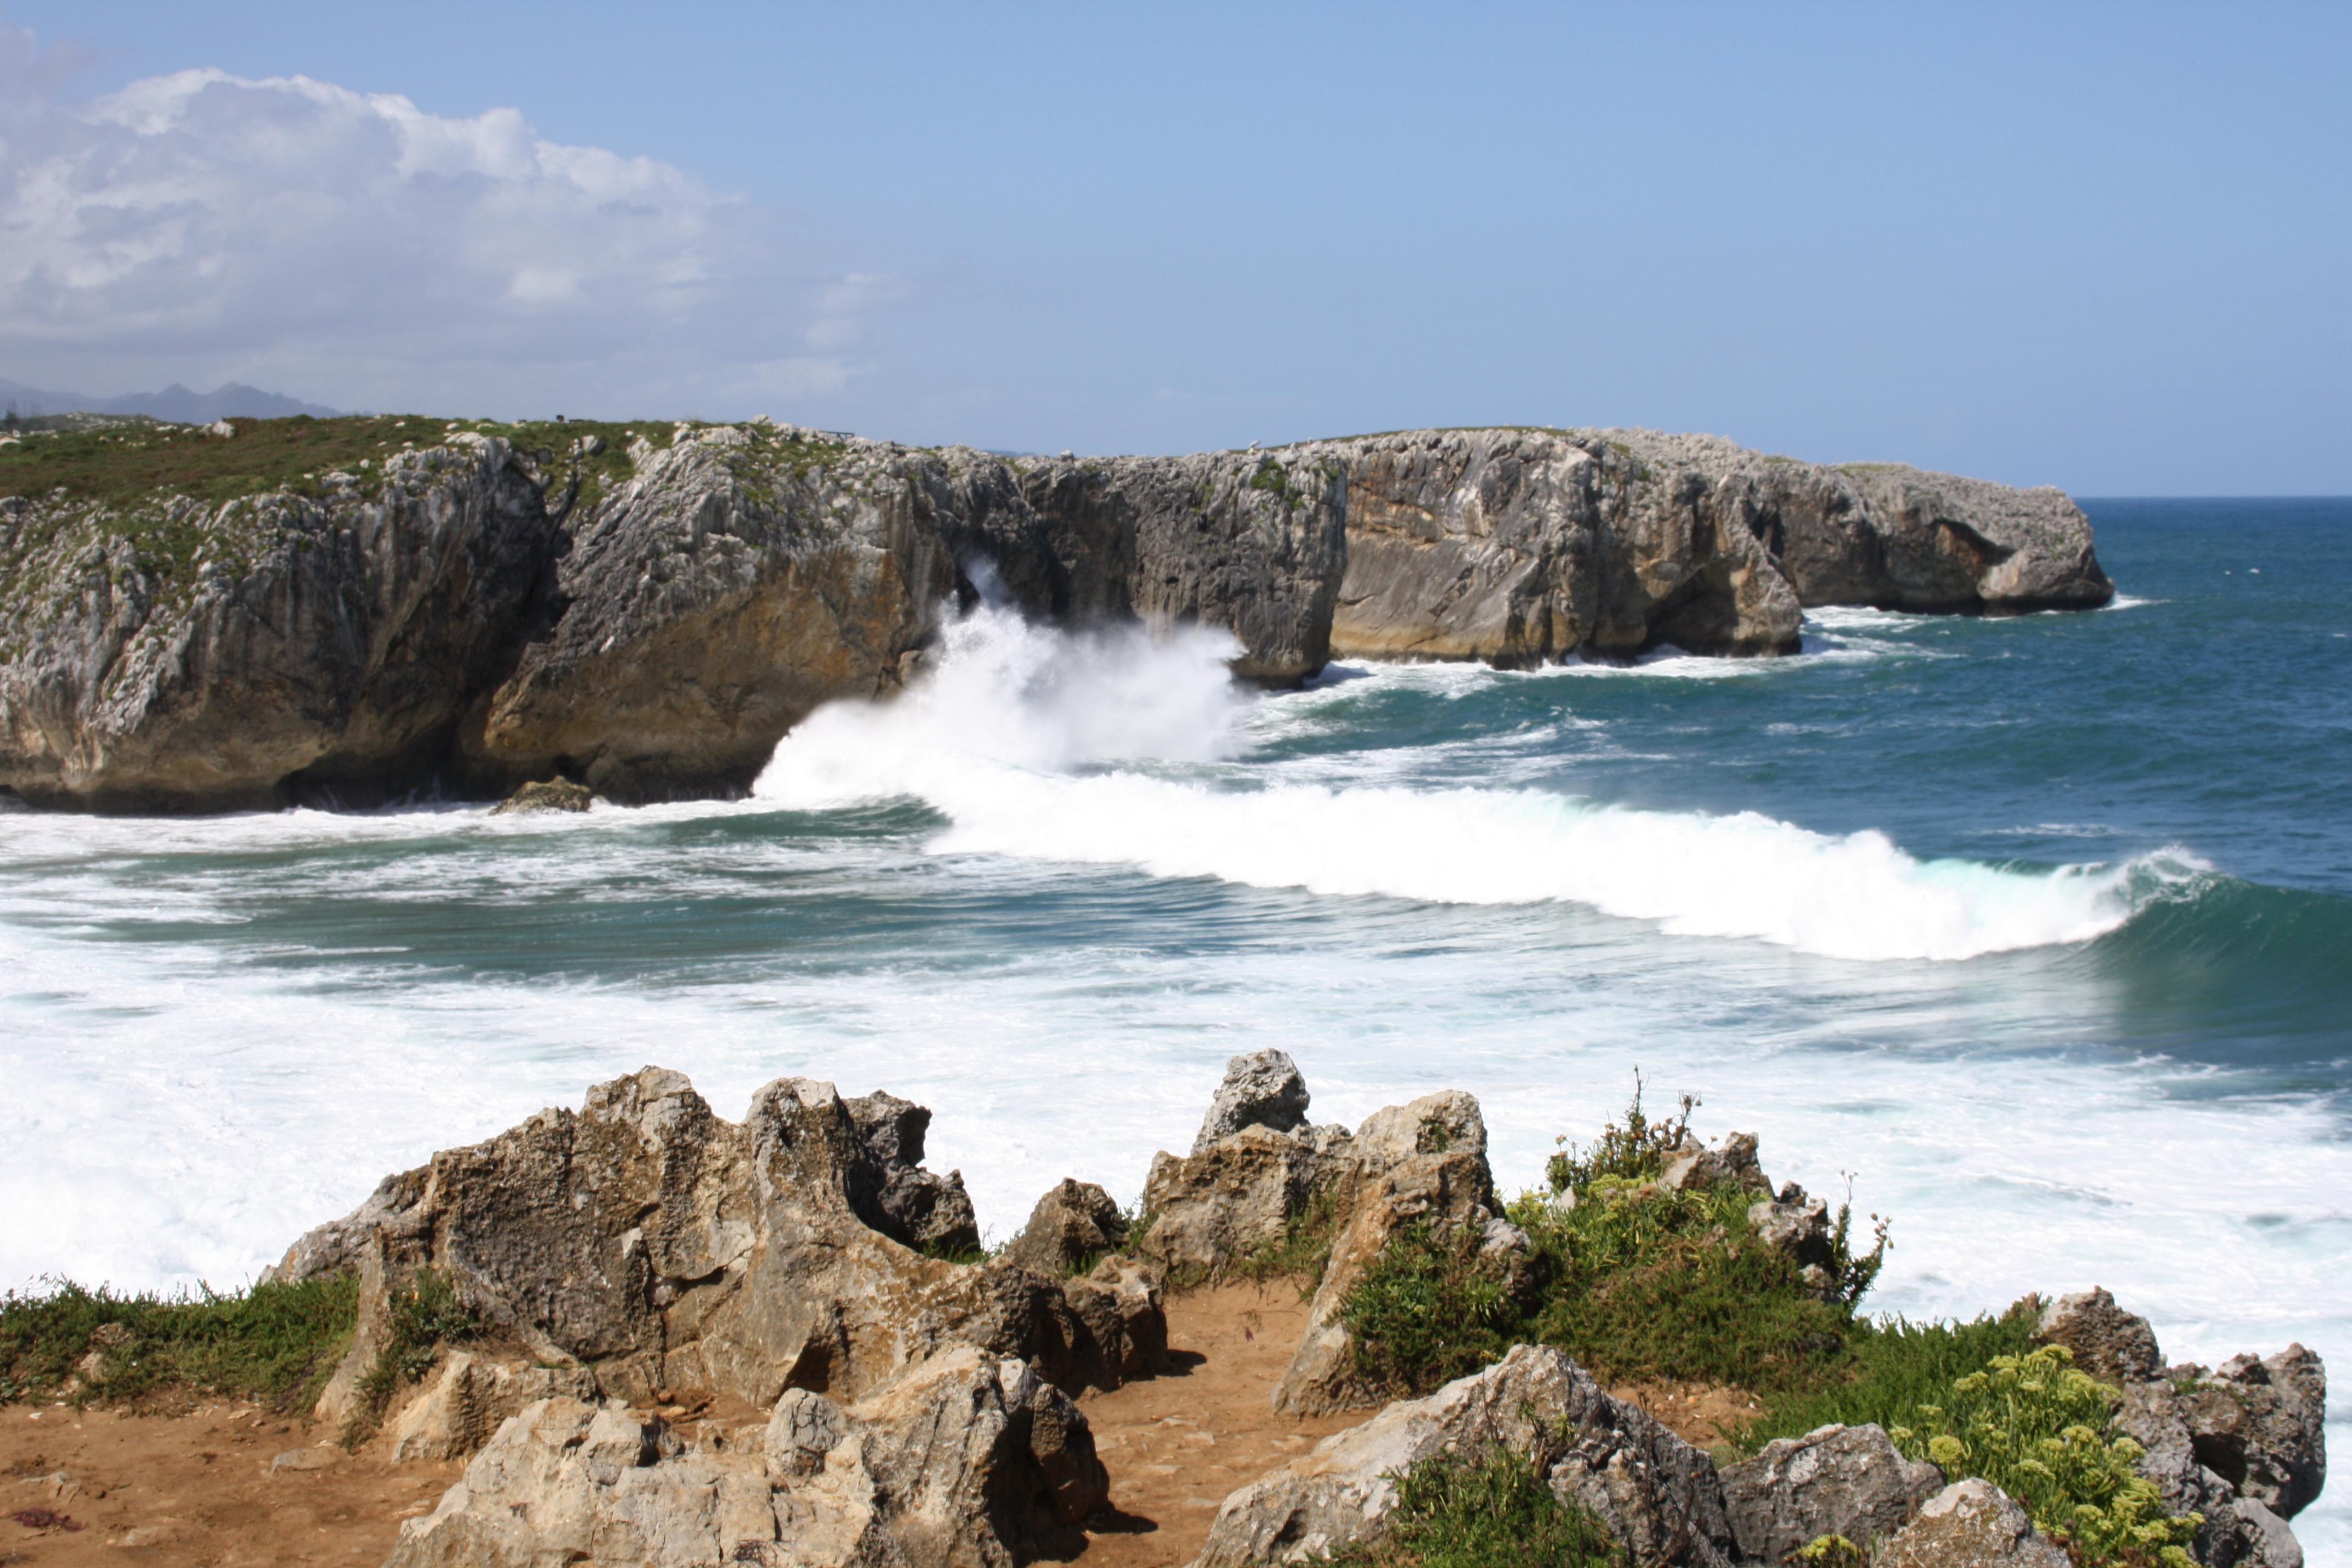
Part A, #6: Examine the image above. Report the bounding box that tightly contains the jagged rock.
[1274,1091,1504,1415]
[489,777,592,815]
[1793,459,2114,614]
[1658,1131,1772,1195]
[387,1346,1103,1568]
[1138,1123,1354,1281]
[279,1068,1155,1445]
[1000,1180,1127,1275]
[1746,1192,1832,1271]
[2036,1287,2164,1383]
[1196,1344,1736,1568]
[2118,1356,2327,1546]
[2177,1349,2329,1518]
[1193,1050,1313,1152]
[842,1091,981,1256]
[1876,1479,2071,1568]
[1717,1422,1942,1562]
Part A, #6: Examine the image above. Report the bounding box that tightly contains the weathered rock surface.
[275,1067,1157,1445]
[999,1179,1127,1276]
[1192,1049,1313,1153]
[1273,1089,1508,1416]
[1323,428,1804,664]
[1716,1422,1942,1562]
[386,1347,1105,1568]
[1195,1343,1736,1568]
[1139,1123,1354,1284]
[490,776,592,815]
[1658,1130,1774,1196]
[0,436,557,810]
[383,1351,601,1463]
[1875,1479,2071,1568]
[2036,1286,2164,1382]
[1,420,2109,811]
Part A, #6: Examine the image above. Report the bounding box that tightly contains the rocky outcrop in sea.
[250,1053,2315,1568]
[0,419,2110,811]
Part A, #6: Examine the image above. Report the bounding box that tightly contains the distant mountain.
[0,377,340,422]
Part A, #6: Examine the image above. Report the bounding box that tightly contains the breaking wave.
[753,606,2200,962]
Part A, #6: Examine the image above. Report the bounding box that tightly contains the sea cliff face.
[0,416,2109,811]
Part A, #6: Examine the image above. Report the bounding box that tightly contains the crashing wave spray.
[753,606,2198,962]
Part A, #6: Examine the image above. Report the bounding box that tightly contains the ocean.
[2,497,2345,1553]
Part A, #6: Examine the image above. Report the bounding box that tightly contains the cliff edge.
[0,416,2109,811]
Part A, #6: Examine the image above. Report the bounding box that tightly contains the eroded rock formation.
[384,1351,1104,1568]
[1,419,2109,811]
[273,1068,1161,1437]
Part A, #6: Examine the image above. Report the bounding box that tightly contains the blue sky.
[2,1,2346,492]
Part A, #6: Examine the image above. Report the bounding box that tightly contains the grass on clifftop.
[0,414,679,510]
[0,1275,357,1412]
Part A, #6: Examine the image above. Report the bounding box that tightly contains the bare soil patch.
[1,1402,451,1566]
[1074,1283,1359,1568]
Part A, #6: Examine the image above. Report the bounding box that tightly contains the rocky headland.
[3,1053,2316,1568]
[0,417,2111,811]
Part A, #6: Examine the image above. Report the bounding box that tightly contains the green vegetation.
[1889,1347,2201,1568]
[1333,1085,2202,1567]
[1737,1308,2042,1449]
[348,1268,477,1439]
[1247,454,1293,504]
[1331,1445,1625,1568]
[1342,1082,1888,1400]
[0,1275,357,1411]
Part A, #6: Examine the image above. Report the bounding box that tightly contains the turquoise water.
[2,498,2345,1550]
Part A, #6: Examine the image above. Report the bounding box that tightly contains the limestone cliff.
[0,415,2109,811]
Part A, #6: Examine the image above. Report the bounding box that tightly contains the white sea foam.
[753,606,2195,962]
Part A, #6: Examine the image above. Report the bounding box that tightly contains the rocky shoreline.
[13,1053,2302,1568]
[0,418,2111,811]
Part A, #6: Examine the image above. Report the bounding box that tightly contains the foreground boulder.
[1717,1422,1943,1562]
[273,1068,1160,1445]
[386,1346,1104,1568]
[1194,1343,1736,1568]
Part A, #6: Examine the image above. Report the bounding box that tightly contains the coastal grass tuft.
[1735,1306,2041,1450]
[0,1275,358,1411]
[1330,1444,1625,1568]
[349,1268,479,1439]
[1342,1080,1887,1401]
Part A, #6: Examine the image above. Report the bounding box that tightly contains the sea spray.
[753,604,2200,963]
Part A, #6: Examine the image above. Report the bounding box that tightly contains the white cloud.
[0,25,897,416]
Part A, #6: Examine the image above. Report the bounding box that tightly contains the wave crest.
[753,606,2200,962]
